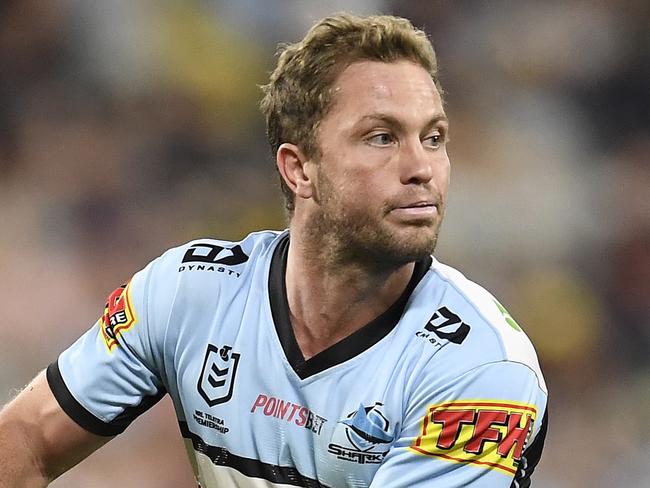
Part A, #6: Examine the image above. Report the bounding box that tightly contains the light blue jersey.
[48,230,548,487]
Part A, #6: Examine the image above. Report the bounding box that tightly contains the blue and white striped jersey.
[48,230,548,487]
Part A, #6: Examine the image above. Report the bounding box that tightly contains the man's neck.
[285,230,415,360]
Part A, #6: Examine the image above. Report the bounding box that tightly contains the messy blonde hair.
[260,13,442,214]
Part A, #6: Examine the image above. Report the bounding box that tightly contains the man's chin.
[385,241,437,263]
[393,224,438,251]
[365,230,438,265]
[311,212,439,266]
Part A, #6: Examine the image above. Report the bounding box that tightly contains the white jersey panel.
[429,258,547,394]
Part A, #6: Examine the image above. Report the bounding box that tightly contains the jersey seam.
[405,358,548,443]
[187,229,282,247]
[154,253,177,389]
[408,354,546,417]
[121,255,169,394]
[452,358,549,398]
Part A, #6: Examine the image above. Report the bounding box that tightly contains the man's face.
[307,59,450,265]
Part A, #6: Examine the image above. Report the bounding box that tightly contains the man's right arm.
[0,370,110,487]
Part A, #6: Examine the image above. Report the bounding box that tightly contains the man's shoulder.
[410,258,546,391]
[131,230,283,313]
[150,229,283,276]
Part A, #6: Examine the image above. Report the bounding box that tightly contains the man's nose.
[398,138,434,185]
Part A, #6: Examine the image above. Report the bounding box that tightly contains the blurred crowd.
[0,1,648,486]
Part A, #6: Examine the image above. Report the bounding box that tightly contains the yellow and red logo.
[410,400,536,476]
[99,282,137,352]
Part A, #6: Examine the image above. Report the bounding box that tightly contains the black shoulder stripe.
[179,421,331,488]
[511,407,548,488]
[46,360,166,437]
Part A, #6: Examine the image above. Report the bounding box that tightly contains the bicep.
[0,370,110,482]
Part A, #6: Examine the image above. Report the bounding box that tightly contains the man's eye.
[423,134,442,148]
[367,133,394,146]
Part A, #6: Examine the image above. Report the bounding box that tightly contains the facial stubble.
[307,166,442,269]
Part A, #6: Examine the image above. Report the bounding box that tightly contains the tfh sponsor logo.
[197,344,241,407]
[410,401,536,475]
[250,394,327,435]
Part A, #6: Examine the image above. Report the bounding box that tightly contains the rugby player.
[0,13,547,487]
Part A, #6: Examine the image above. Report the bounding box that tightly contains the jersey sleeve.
[46,254,174,437]
[369,360,548,487]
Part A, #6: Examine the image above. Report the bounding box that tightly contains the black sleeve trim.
[46,360,166,437]
[511,407,548,488]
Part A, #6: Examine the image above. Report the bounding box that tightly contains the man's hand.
[0,370,110,487]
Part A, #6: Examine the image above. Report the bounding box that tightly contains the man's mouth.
[400,201,436,209]
[391,201,439,218]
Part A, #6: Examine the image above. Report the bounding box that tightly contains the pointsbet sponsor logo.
[410,400,536,475]
[250,394,327,435]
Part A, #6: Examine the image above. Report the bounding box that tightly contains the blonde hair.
[260,13,442,214]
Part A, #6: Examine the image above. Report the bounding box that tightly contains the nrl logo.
[197,344,241,407]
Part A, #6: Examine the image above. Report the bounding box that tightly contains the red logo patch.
[99,282,137,352]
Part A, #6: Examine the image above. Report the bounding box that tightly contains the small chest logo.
[197,344,241,407]
[100,282,137,352]
[328,402,394,464]
[424,306,471,344]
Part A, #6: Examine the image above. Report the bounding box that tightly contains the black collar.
[268,233,431,379]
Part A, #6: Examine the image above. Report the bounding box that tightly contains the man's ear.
[276,143,315,200]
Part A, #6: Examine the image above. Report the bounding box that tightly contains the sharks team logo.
[197,344,241,407]
[328,402,394,464]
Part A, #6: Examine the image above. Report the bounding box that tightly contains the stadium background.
[0,1,648,486]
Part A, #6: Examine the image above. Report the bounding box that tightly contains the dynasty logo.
[416,306,471,346]
[179,242,249,276]
[328,402,394,464]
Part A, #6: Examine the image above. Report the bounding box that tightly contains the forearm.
[0,416,49,488]
[0,372,109,487]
